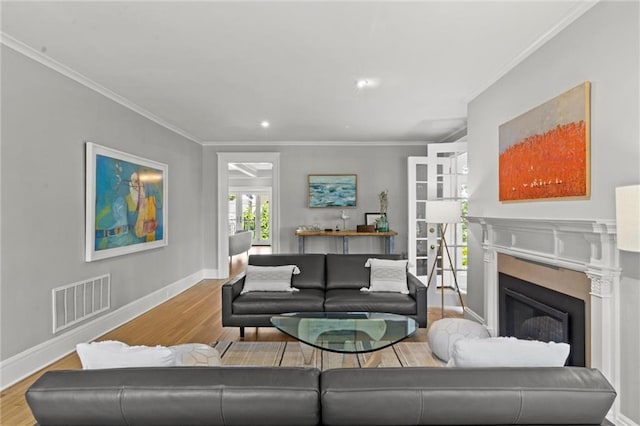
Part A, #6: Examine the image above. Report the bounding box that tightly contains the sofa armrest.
[229,230,252,257]
[221,273,246,326]
[407,272,427,328]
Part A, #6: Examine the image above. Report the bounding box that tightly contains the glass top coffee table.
[270,312,418,367]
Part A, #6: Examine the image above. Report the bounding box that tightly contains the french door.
[229,192,271,246]
[408,142,468,306]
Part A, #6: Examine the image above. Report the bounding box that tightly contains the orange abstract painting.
[499,82,590,202]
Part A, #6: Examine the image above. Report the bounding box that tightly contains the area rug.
[211,341,445,370]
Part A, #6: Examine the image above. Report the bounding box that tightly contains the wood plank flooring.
[0,253,461,425]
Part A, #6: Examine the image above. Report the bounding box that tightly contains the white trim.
[0,32,202,145]
[466,1,600,103]
[0,270,203,390]
[203,140,430,147]
[613,413,639,426]
[229,186,272,193]
[463,306,485,326]
[436,125,468,143]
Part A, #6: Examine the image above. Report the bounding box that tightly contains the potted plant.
[376,190,389,232]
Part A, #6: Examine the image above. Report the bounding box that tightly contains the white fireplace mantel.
[467,216,624,423]
[467,216,618,273]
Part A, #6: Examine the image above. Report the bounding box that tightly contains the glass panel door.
[408,141,468,308]
[430,151,468,293]
[230,192,271,246]
[257,194,271,245]
[408,158,430,278]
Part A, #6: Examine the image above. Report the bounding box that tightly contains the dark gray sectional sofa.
[26,366,616,425]
[222,253,427,336]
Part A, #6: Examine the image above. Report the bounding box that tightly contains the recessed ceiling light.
[355,78,380,90]
[356,79,370,89]
[260,120,270,128]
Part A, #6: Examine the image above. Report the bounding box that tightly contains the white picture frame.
[85,142,168,261]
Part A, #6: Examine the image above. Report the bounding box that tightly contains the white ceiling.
[1,1,595,144]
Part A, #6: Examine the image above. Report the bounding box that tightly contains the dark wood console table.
[295,230,397,254]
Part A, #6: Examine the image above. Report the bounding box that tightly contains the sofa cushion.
[233,289,325,315]
[320,367,616,426]
[241,265,301,294]
[324,289,416,315]
[26,367,321,426]
[362,258,409,294]
[326,254,402,290]
[249,254,326,290]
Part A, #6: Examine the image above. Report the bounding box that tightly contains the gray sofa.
[26,366,616,425]
[222,253,427,336]
[228,230,252,258]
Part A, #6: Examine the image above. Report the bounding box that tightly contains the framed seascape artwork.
[498,81,590,202]
[308,174,357,208]
[85,142,168,261]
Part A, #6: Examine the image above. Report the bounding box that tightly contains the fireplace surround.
[468,217,620,420]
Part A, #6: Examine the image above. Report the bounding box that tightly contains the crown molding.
[437,125,468,143]
[1,32,202,145]
[201,140,431,147]
[466,0,600,103]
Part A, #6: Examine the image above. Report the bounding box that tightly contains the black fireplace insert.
[499,272,586,366]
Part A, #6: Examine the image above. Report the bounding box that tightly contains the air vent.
[52,274,110,333]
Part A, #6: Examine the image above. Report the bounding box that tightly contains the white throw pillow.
[76,340,175,369]
[361,258,409,294]
[448,336,570,367]
[241,264,301,294]
[169,343,221,366]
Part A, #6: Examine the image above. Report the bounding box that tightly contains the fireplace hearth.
[499,272,585,366]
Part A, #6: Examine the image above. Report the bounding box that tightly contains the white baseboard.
[202,268,224,279]
[463,306,486,325]
[612,412,640,426]
[0,270,204,390]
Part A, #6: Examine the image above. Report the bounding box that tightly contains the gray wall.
[203,144,426,272]
[1,46,204,360]
[466,2,639,422]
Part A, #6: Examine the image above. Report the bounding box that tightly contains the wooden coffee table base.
[300,342,382,368]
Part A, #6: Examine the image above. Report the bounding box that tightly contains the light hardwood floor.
[1,252,461,425]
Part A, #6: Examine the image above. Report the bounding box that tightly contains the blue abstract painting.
[86,143,168,261]
[308,174,357,208]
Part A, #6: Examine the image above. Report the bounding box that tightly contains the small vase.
[376,213,389,232]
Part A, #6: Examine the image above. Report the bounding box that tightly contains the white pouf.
[427,318,490,362]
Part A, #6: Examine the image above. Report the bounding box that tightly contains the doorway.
[217,153,280,277]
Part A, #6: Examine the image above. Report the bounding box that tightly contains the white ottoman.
[427,318,490,362]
